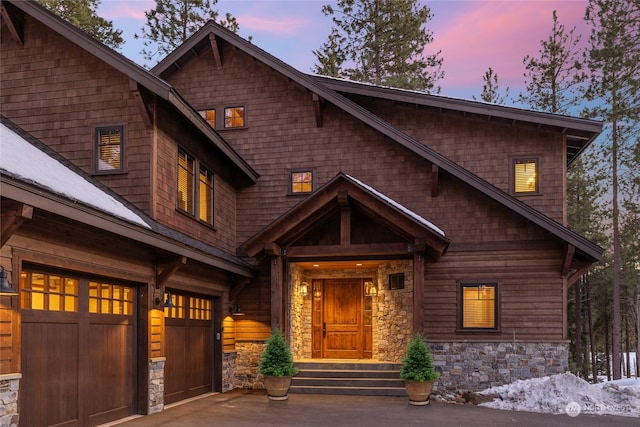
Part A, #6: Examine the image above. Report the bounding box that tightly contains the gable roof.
[1,116,255,277]
[3,0,258,185]
[311,75,602,166]
[242,173,450,261]
[152,21,604,265]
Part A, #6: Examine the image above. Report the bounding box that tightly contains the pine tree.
[258,329,299,377]
[518,10,585,114]
[399,333,439,382]
[136,0,242,64]
[37,0,124,49]
[584,0,640,380]
[472,67,510,104]
[312,0,443,93]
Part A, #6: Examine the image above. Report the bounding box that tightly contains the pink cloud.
[98,1,152,21]
[430,1,588,94]
[235,15,310,35]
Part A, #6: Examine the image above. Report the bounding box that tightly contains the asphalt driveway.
[108,389,638,427]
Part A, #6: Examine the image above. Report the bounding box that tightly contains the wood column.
[413,251,425,333]
[271,255,283,330]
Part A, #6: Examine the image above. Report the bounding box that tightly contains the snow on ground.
[478,372,640,418]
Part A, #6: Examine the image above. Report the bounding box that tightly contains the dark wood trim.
[338,191,350,246]
[137,284,150,414]
[1,200,33,246]
[229,278,250,303]
[413,252,425,333]
[271,256,283,330]
[312,93,323,127]
[455,280,501,332]
[209,34,222,69]
[1,2,24,46]
[213,297,223,392]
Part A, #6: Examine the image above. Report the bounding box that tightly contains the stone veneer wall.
[234,341,266,389]
[148,358,165,414]
[222,351,238,392]
[430,341,569,392]
[289,261,413,363]
[0,374,19,427]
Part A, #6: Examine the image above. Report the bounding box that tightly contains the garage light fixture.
[155,291,175,308]
[0,267,19,296]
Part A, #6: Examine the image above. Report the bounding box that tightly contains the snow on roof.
[0,123,149,228]
[345,174,445,237]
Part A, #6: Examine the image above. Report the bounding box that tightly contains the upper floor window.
[95,126,123,172]
[291,171,313,194]
[177,148,215,226]
[457,281,499,331]
[199,109,216,128]
[224,106,245,128]
[513,158,538,194]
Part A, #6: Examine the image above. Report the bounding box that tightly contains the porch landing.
[291,360,406,396]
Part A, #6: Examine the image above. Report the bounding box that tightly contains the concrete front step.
[290,361,407,397]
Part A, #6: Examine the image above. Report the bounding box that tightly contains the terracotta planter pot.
[264,376,292,400]
[405,380,434,406]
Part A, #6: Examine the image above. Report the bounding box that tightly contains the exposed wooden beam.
[566,262,593,288]
[1,3,24,46]
[209,33,222,69]
[1,200,33,246]
[431,164,439,198]
[155,255,187,289]
[562,244,576,275]
[229,278,250,302]
[313,93,323,128]
[129,80,153,129]
[286,242,412,259]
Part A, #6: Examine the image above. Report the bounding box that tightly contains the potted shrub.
[400,333,440,406]
[258,329,299,400]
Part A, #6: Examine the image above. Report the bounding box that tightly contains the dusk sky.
[98,0,590,101]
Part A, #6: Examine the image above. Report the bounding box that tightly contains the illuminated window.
[224,106,245,128]
[199,168,214,224]
[291,171,313,193]
[164,293,186,319]
[458,281,499,330]
[96,126,123,172]
[178,147,215,225]
[199,109,216,128]
[189,296,212,320]
[21,271,78,312]
[89,281,134,315]
[513,159,538,193]
[178,149,195,214]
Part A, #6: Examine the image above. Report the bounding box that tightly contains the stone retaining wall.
[430,341,569,392]
[234,341,266,389]
[148,358,165,414]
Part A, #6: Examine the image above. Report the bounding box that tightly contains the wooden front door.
[319,279,363,359]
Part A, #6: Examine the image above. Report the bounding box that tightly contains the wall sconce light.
[0,267,19,296]
[231,304,245,316]
[364,280,378,297]
[299,282,309,297]
[155,291,175,308]
[313,282,322,298]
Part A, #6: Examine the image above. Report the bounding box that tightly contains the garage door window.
[21,272,78,312]
[190,297,212,320]
[165,293,186,318]
[89,281,134,315]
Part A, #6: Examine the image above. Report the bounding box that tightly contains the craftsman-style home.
[1,0,603,425]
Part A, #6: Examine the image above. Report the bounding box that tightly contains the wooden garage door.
[20,269,137,427]
[164,292,213,405]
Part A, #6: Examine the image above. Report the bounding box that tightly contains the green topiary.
[400,333,440,382]
[259,329,300,377]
